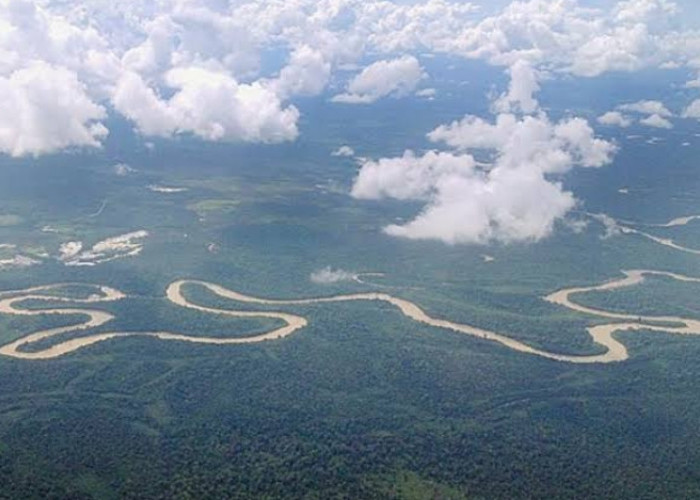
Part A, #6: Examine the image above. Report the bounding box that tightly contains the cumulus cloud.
[685,76,700,89]
[597,111,633,127]
[351,62,616,245]
[360,150,580,245]
[639,113,673,128]
[444,0,688,76]
[588,212,623,239]
[112,68,299,142]
[416,88,436,98]
[568,24,652,77]
[598,99,675,130]
[270,45,331,100]
[2,0,700,156]
[682,99,700,119]
[613,0,678,24]
[331,145,355,157]
[618,100,673,117]
[310,266,357,284]
[0,62,107,157]
[0,0,308,153]
[493,60,540,114]
[113,163,136,176]
[428,114,614,171]
[0,1,118,156]
[352,150,477,201]
[0,1,120,94]
[332,56,425,104]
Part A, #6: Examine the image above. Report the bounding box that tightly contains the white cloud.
[567,1,680,76]
[120,15,178,77]
[682,99,700,119]
[113,163,136,176]
[0,62,107,157]
[589,213,622,239]
[493,60,540,114]
[613,0,678,24]
[353,0,480,54]
[331,145,355,157]
[332,56,425,104]
[310,266,356,284]
[111,72,176,137]
[618,100,673,117]
[351,61,615,245]
[270,45,331,100]
[445,0,686,76]
[0,1,119,95]
[639,113,673,128]
[119,6,262,79]
[352,150,477,201]
[685,75,700,88]
[597,111,633,127]
[416,87,436,98]
[598,99,675,129]
[428,114,614,171]
[381,168,578,244]
[1,0,700,157]
[569,24,652,77]
[113,68,299,142]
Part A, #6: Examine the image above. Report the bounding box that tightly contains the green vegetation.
[0,99,699,498]
[576,274,700,320]
[366,471,470,499]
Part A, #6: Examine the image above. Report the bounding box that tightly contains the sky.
[1,0,700,245]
